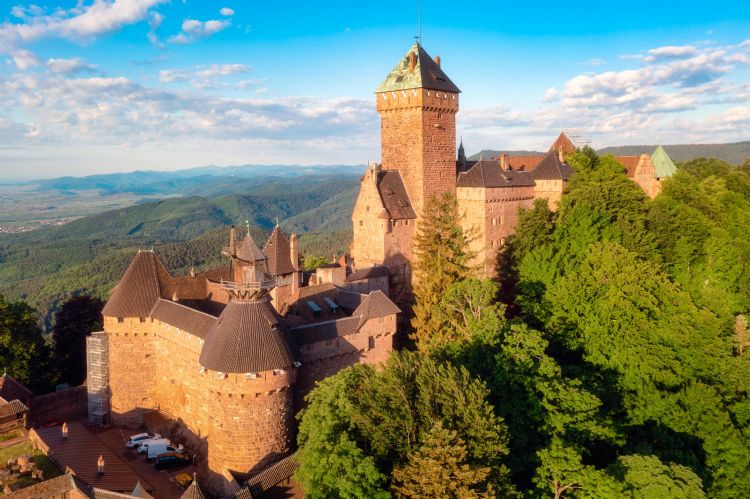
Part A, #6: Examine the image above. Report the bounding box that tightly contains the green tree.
[0,294,53,392]
[51,295,104,386]
[302,254,330,271]
[392,422,493,498]
[411,192,476,348]
[296,351,514,497]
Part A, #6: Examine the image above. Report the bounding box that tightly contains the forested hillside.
[296,153,750,497]
[0,175,358,327]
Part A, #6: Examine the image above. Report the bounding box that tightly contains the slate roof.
[290,317,361,345]
[199,298,296,373]
[0,398,28,418]
[353,290,401,325]
[376,43,460,94]
[263,227,296,276]
[180,479,206,499]
[102,251,168,318]
[245,454,299,497]
[531,150,575,181]
[550,131,577,154]
[457,160,536,188]
[346,265,389,282]
[236,233,267,263]
[0,374,33,402]
[374,171,416,220]
[150,299,216,339]
[652,145,677,178]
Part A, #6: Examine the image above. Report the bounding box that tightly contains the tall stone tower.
[351,43,460,272]
[376,42,461,215]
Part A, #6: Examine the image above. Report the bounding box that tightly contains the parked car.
[126,432,161,448]
[141,440,185,461]
[137,437,169,454]
[154,452,191,470]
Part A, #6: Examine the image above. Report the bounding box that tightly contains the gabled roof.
[374,171,416,220]
[0,398,28,418]
[102,251,169,318]
[12,473,90,499]
[236,233,267,263]
[457,160,536,188]
[652,145,677,178]
[550,131,577,154]
[199,298,296,373]
[0,374,33,402]
[376,43,460,94]
[531,150,574,181]
[263,227,296,276]
[352,290,402,325]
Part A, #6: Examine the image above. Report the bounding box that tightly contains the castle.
[90,42,677,497]
[351,42,676,276]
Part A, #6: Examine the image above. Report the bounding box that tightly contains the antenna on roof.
[416,0,422,44]
[245,219,251,235]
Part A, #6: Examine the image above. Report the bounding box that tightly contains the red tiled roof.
[0,374,33,402]
[263,227,296,276]
[199,298,296,373]
[550,131,577,154]
[616,156,640,178]
[236,233,267,263]
[504,155,545,171]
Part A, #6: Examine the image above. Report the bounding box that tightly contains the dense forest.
[0,175,357,328]
[295,153,750,498]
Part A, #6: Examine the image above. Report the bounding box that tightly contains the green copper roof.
[652,145,677,178]
[375,43,460,94]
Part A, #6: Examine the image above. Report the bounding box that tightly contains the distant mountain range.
[22,163,366,196]
[469,140,750,165]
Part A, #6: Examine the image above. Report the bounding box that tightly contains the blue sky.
[0,1,749,179]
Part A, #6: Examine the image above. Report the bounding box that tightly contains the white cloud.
[11,49,40,69]
[168,18,230,44]
[644,45,699,62]
[582,58,606,66]
[159,64,252,87]
[0,0,168,50]
[220,7,235,17]
[46,57,97,75]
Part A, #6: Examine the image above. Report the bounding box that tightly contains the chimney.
[408,51,416,72]
[290,233,299,271]
[500,154,507,170]
[434,55,441,67]
[190,267,196,277]
[172,291,179,302]
[61,422,69,439]
[229,226,237,256]
[97,455,105,474]
[558,146,565,163]
[290,233,300,293]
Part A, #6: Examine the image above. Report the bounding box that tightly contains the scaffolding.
[86,333,110,426]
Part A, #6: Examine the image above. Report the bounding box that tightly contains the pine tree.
[411,192,476,349]
[392,422,494,498]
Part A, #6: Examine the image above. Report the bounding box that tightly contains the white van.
[126,432,161,448]
[141,439,184,461]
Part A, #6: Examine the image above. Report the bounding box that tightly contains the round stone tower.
[198,232,298,496]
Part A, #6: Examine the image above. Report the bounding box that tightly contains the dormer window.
[217,372,227,380]
[273,369,286,376]
[245,372,258,380]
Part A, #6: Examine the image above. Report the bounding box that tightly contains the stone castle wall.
[534,179,567,210]
[458,185,536,275]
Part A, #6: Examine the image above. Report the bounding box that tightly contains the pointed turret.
[180,477,206,499]
[457,139,467,174]
[102,250,170,319]
[550,131,577,155]
[132,481,155,498]
[651,145,677,179]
